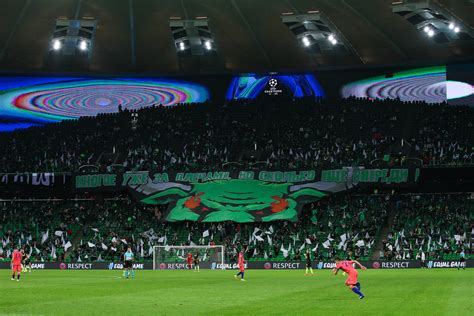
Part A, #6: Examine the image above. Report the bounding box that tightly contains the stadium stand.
[1,193,471,263]
[0,99,472,173]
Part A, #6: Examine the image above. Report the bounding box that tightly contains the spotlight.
[204,40,212,50]
[454,26,460,33]
[427,29,435,37]
[328,34,335,41]
[330,38,337,45]
[179,42,185,51]
[423,26,430,33]
[52,39,61,51]
[79,40,87,51]
[302,36,310,47]
[448,23,455,30]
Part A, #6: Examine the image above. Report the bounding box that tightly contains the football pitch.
[0,269,472,315]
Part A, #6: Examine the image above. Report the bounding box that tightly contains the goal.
[153,245,225,270]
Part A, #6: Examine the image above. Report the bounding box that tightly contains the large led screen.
[0,77,210,132]
[226,74,325,100]
[340,66,447,104]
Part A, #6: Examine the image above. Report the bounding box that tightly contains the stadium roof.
[0,0,473,74]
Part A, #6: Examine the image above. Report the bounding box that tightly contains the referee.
[123,247,135,279]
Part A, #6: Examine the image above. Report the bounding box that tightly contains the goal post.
[153,245,225,270]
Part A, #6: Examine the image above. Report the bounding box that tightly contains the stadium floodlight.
[47,19,97,68]
[282,11,352,55]
[169,18,217,56]
[79,40,88,51]
[392,1,474,43]
[302,36,310,47]
[52,40,62,51]
[153,245,225,270]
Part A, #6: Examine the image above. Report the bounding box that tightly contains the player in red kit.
[11,248,23,282]
[332,257,367,299]
[186,253,193,270]
[234,251,246,281]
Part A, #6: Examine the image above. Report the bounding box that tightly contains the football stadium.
[0,0,473,315]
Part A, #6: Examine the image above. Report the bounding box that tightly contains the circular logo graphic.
[264,262,272,270]
[159,263,167,270]
[372,262,380,269]
[268,79,278,87]
[59,262,67,270]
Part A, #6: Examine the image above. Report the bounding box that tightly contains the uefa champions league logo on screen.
[264,78,283,96]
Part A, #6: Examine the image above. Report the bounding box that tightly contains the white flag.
[340,234,347,242]
[322,240,331,248]
[101,243,108,250]
[111,247,117,252]
[91,228,99,232]
[267,235,273,246]
[203,230,210,238]
[64,241,72,251]
[268,226,274,234]
[121,239,128,245]
[255,235,264,241]
[41,230,49,244]
[305,238,312,244]
[88,242,96,248]
[158,237,165,243]
[54,231,63,237]
[299,243,305,252]
[312,244,318,252]
[356,240,365,247]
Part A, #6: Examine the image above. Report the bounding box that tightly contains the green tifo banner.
[106,167,418,223]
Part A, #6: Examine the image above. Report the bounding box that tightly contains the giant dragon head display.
[130,168,357,223]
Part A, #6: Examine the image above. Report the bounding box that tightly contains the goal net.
[153,245,225,270]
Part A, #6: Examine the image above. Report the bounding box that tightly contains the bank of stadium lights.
[391,1,473,43]
[47,18,96,67]
[169,17,217,57]
[281,11,349,55]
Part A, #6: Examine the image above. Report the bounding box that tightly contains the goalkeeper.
[193,253,200,272]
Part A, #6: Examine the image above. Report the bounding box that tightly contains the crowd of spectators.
[381,194,472,261]
[0,200,89,262]
[1,193,471,263]
[0,98,472,173]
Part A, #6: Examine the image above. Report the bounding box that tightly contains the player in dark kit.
[22,253,32,273]
[305,250,314,276]
[193,253,200,272]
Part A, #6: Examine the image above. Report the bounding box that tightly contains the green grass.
[0,269,472,315]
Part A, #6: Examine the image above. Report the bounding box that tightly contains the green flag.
[311,209,318,224]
